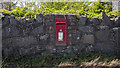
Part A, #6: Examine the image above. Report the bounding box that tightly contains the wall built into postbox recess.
[2,13,120,57]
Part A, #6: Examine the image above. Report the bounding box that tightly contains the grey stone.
[2,16,10,26]
[99,26,109,30]
[44,26,54,33]
[36,13,43,23]
[78,16,87,26]
[70,33,82,45]
[85,45,94,52]
[30,25,43,36]
[35,45,46,52]
[10,15,18,25]
[64,46,74,54]
[78,26,94,33]
[95,42,116,55]
[3,36,38,48]
[110,27,120,47]
[115,16,120,26]
[2,25,19,38]
[91,17,101,25]
[81,34,94,45]
[38,34,50,45]
[101,11,111,26]
[19,48,29,55]
[3,47,13,57]
[18,45,46,56]
[40,34,49,40]
[41,50,51,56]
[95,28,110,42]
[19,17,26,23]
[72,43,88,55]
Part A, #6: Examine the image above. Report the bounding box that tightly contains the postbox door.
[55,18,67,46]
[56,29,67,46]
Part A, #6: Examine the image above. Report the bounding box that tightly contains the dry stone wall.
[2,12,120,57]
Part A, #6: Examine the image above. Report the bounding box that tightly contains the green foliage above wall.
[0,2,119,19]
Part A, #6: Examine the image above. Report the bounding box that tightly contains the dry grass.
[80,56,120,67]
[58,56,120,68]
[2,52,120,67]
[58,62,76,66]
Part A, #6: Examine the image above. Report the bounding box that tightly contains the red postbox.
[55,18,67,46]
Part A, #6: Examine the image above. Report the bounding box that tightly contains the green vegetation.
[2,52,120,67]
[0,2,120,19]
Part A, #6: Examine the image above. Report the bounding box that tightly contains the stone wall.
[2,12,120,57]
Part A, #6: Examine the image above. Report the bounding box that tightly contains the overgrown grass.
[2,52,120,67]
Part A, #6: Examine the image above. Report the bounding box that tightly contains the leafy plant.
[2,52,120,67]
[0,2,119,19]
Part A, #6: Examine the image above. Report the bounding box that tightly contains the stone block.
[2,47,13,57]
[2,16,10,27]
[30,25,44,36]
[98,25,109,30]
[19,45,46,56]
[90,17,101,25]
[115,16,120,26]
[81,34,94,45]
[95,42,117,55]
[101,11,112,26]
[44,21,54,26]
[67,25,78,30]
[38,34,50,45]
[2,25,19,38]
[10,15,18,25]
[3,36,38,48]
[19,17,26,23]
[110,27,120,48]
[36,13,43,23]
[62,46,74,55]
[95,28,110,42]
[68,29,78,33]
[78,16,87,26]
[78,26,94,34]
[72,43,93,55]
[44,15,55,22]
[70,33,81,45]
[68,21,77,26]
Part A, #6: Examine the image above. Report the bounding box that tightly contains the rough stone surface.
[95,42,116,55]
[3,36,38,47]
[2,16,10,27]
[2,25,19,38]
[91,17,101,26]
[10,15,16,25]
[78,16,87,26]
[81,35,94,45]
[2,13,120,57]
[115,16,120,26]
[78,26,94,34]
[30,25,43,36]
[36,13,43,23]
[95,28,110,42]
[101,11,112,26]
